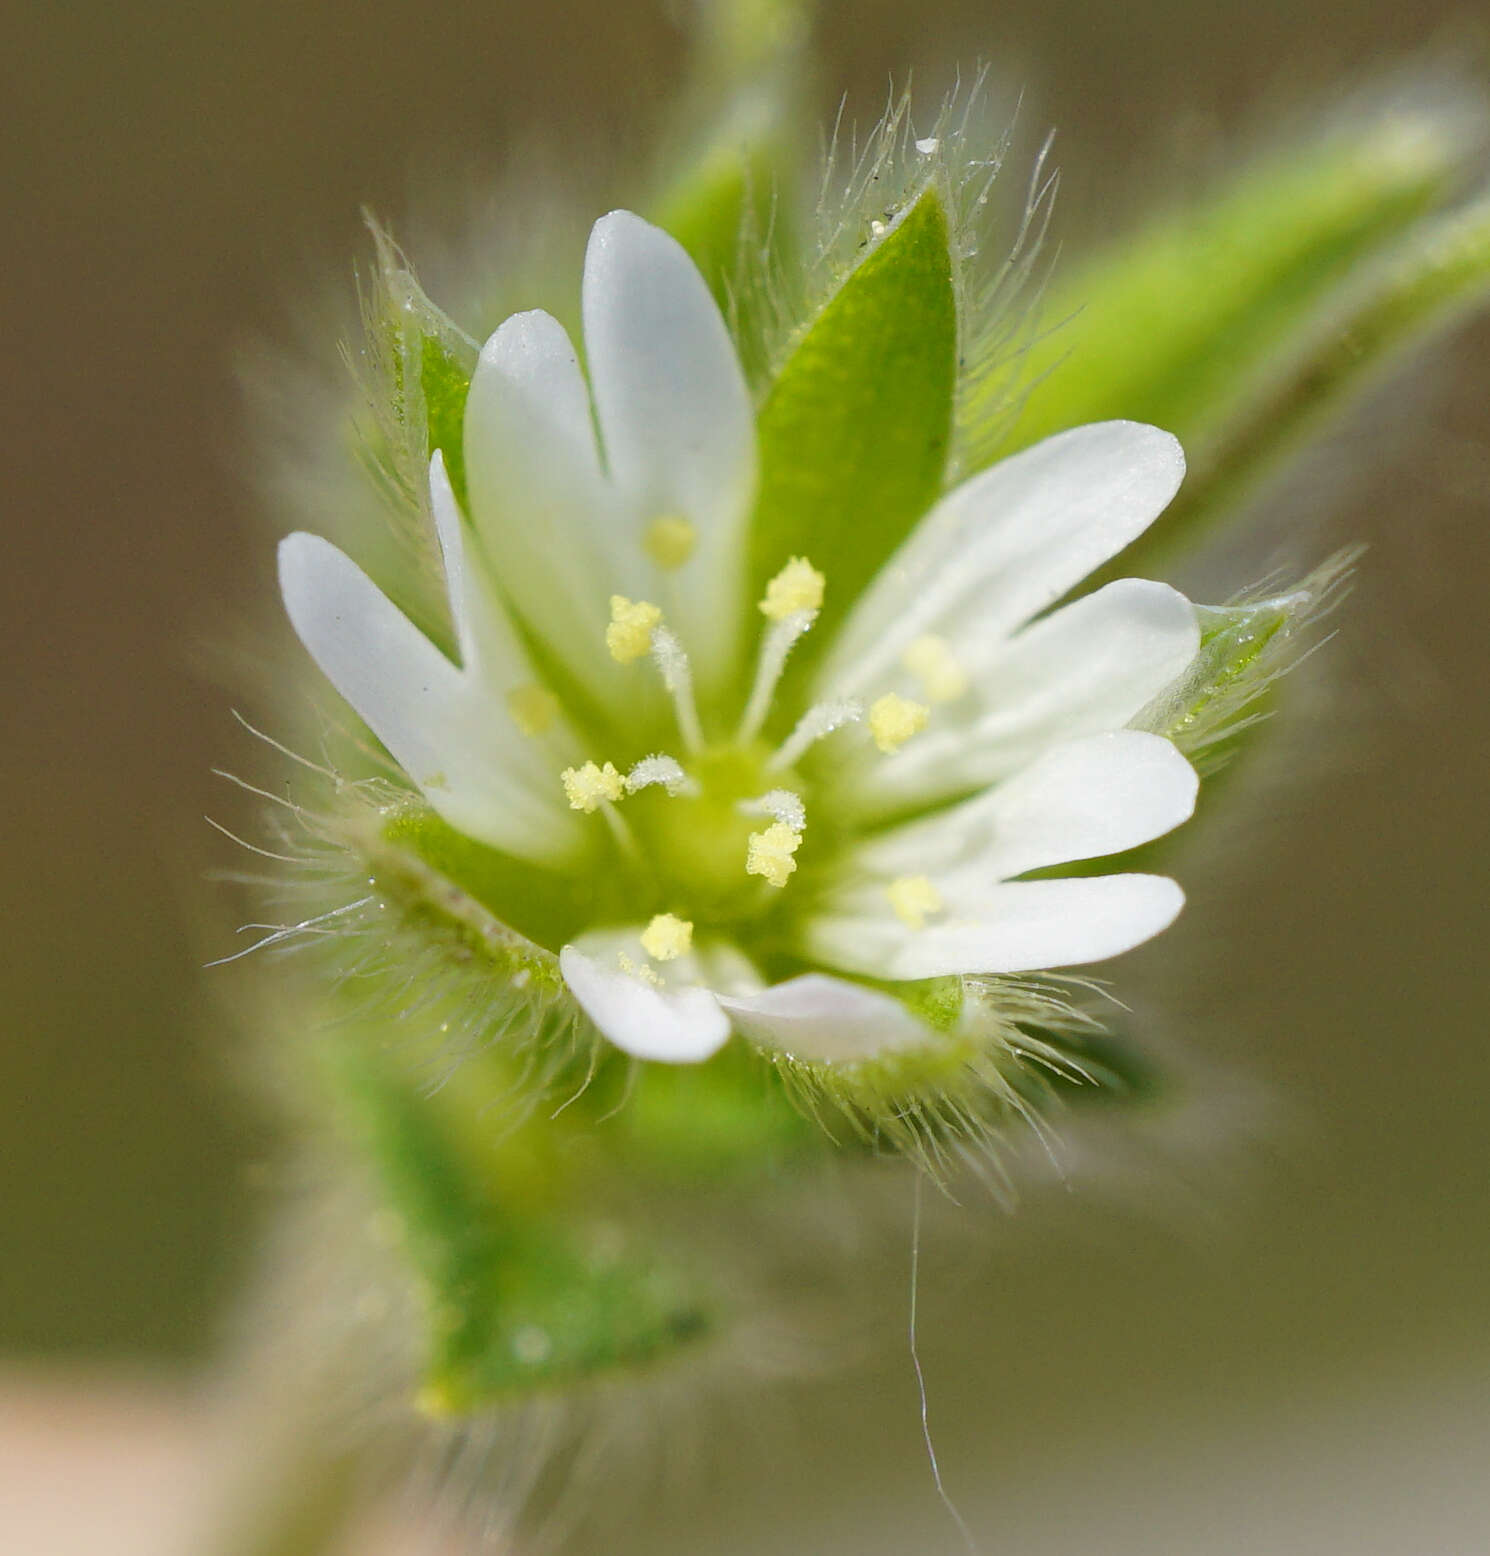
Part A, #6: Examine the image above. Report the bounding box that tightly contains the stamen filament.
[598,799,643,864]
[651,627,704,752]
[768,698,864,771]
[738,609,816,742]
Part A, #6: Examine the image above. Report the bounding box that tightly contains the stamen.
[903,635,968,704]
[759,557,825,622]
[869,692,930,754]
[651,627,705,752]
[606,596,663,663]
[507,683,560,736]
[641,913,694,961]
[746,822,802,888]
[888,875,943,930]
[738,609,816,742]
[561,761,625,813]
[768,698,864,771]
[739,788,807,832]
[643,514,697,571]
[625,754,696,797]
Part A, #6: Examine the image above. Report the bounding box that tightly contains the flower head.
[279,210,1201,1072]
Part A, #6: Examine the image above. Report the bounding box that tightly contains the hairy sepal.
[350,225,477,646]
[760,976,1131,1192]
[1138,552,1356,774]
[749,185,957,673]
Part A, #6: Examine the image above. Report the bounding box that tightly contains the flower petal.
[560,945,731,1063]
[835,579,1200,819]
[463,307,636,697]
[805,874,1186,979]
[278,531,581,863]
[816,422,1185,703]
[718,975,934,1065]
[846,731,1198,883]
[583,211,756,692]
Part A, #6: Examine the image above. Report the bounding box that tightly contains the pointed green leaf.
[749,186,957,650]
[978,102,1477,478]
[1164,191,1490,539]
[323,1036,715,1414]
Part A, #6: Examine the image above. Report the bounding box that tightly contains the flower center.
[552,557,945,936]
[630,742,793,919]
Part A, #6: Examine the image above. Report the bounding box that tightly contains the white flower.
[279,210,1201,1069]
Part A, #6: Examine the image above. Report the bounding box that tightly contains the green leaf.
[1164,190,1490,538]
[323,1036,715,1414]
[749,186,957,658]
[995,107,1473,460]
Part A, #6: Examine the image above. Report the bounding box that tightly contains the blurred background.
[4,0,1489,1550]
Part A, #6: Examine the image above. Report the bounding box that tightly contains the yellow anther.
[617,951,663,988]
[561,761,625,813]
[506,682,560,736]
[887,875,943,931]
[643,514,697,571]
[746,822,802,888]
[759,557,825,622]
[869,692,930,754]
[641,913,694,962]
[903,635,968,704]
[606,596,663,663]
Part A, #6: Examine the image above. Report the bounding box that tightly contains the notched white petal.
[836,579,1201,818]
[463,307,631,692]
[807,874,1187,980]
[560,945,731,1063]
[583,210,756,691]
[818,422,1186,702]
[848,732,1198,882]
[277,532,579,864]
[719,975,934,1065]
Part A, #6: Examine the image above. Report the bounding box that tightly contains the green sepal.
[749,186,957,667]
[418,334,472,511]
[1008,1023,1165,1109]
[365,224,478,492]
[379,805,608,954]
[1140,555,1352,773]
[343,227,480,649]
[608,1039,822,1181]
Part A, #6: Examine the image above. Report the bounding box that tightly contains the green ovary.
[628,742,806,925]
